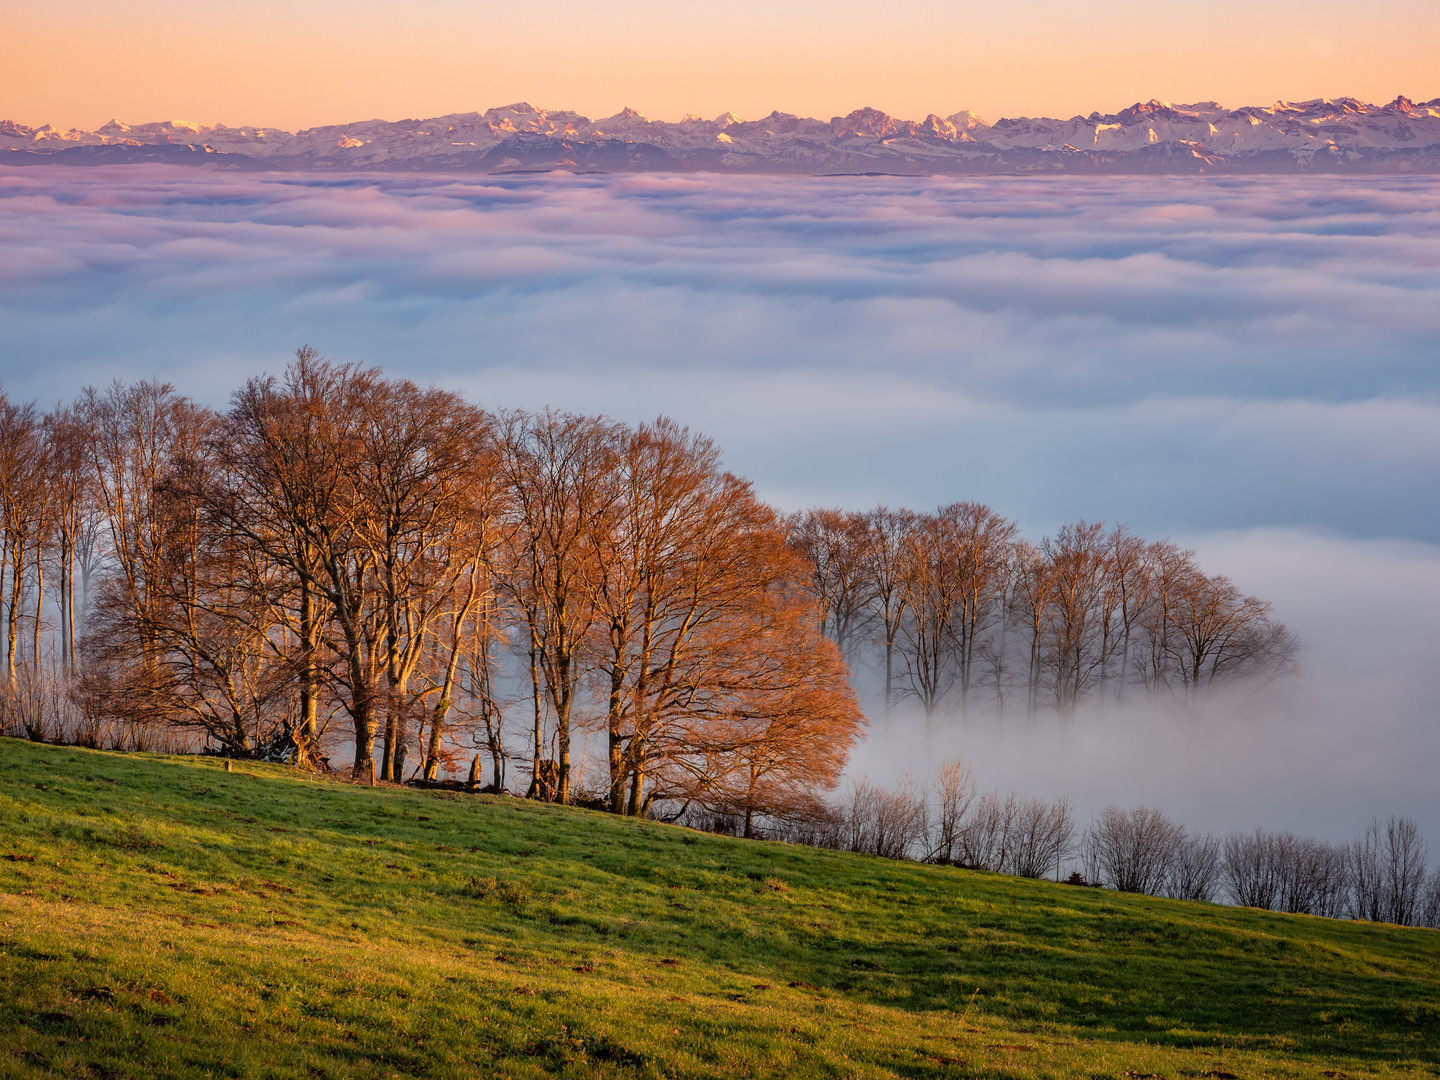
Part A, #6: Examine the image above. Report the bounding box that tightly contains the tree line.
[0,352,1291,829]
[0,355,861,824]
[789,507,1295,715]
[694,763,1440,930]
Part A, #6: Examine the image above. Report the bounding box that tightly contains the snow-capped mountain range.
[6,97,1440,174]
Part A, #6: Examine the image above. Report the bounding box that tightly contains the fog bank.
[848,528,1440,843]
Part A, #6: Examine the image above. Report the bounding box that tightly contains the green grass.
[1,737,1437,1079]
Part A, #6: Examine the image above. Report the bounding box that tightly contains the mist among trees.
[7,352,1421,933]
[788,505,1296,717]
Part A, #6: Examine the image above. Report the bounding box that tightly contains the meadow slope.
[0,738,1437,1079]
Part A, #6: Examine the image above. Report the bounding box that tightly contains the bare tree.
[1100,525,1149,702]
[1083,805,1186,895]
[1419,868,1440,930]
[787,508,875,660]
[957,789,1017,871]
[1170,573,1296,698]
[461,593,513,792]
[837,775,927,859]
[953,790,1074,878]
[499,409,619,804]
[1133,540,1196,698]
[1042,521,1108,714]
[214,354,389,774]
[1011,542,1053,715]
[859,507,914,710]
[870,775,929,860]
[43,406,93,671]
[349,377,495,782]
[926,757,977,863]
[1343,816,1432,926]
[1378,815,1429,925]
[1272,834,1348,917]
[895,510,961,716]
[944,503,1018,707]
[1165,832,1222,902]
[80,380,214,727]
[1223,829,1282,910]
[667,579,862,837]
[842,778,882,855]
[1005,795,1076,879]
[0,396,46,682]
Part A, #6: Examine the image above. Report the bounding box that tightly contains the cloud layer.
[3,166,1438,538]
[2,164,1436,838]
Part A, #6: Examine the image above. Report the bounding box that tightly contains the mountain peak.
[9,94,1440,175]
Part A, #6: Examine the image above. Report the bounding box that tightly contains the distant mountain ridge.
[6,97,1440,174]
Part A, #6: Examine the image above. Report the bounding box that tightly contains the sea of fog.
[2,165,1438,843]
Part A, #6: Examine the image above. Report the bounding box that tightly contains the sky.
[1,165,1437,842]
[5,0,1440,131]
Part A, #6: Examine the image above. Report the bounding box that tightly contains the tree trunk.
[298,574,318,758]
[6,541,24,686]
[607,664,626,814]
[555,652,572,805]
[381,688,398,781]
[471,628,506,795]
[529,643,546,800]
[32,549,44,671]
[626,745,646,817]
[424,698,448,781]
[66,544,76,671]
[58,554,69,669]
[391,722,407,782]
[345,621,378,777]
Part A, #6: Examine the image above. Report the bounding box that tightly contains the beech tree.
[1042,521,1108,714]
[498,409,620,804]
[81,381,215,723]
[670,589,861,836]
[596,426,858,818]
[348,378,494,782]
[946,503,1019,706]
[860,507,914,709]
[214,356,389,772]
[43,406,92,670]
[895,510,962,716]
[787,508,875,660]
[926,757,977,863]
[0,396,45,683]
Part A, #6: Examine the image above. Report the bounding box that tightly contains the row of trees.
[788,507,1296,715]
[702,764,1439,929]
[0,398,100,681]
[0,356,862,822]
[1083,807,1440,927]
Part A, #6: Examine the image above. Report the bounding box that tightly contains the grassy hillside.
[1,738,1437,1080]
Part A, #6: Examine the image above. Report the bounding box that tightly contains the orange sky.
[6,0,1438,130]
